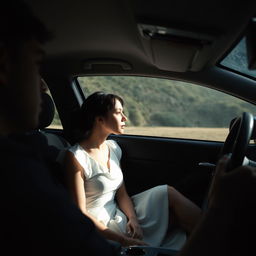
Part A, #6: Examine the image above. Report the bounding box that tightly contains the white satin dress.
[68,140,186,250]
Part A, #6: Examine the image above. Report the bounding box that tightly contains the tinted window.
[77,76,256,141]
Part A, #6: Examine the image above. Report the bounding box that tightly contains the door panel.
[111,135,222,207]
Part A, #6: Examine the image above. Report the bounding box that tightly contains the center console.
[120,246,178,256]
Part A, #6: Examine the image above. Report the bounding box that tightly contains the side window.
[45,91,63,129]
[77,76,256,142]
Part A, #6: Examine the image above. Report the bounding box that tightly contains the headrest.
[38,93,55,129]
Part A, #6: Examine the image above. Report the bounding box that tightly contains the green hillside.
[77,76,256,128]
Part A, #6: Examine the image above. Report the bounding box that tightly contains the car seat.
[38,92,70,163]
[21,92,71,186]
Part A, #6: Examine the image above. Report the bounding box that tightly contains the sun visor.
[138,24,215,72]
[150,39,201,72]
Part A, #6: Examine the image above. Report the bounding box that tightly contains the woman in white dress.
[64,91,201,248]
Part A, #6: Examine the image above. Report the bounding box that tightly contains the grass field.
[123,126,228,141]
[49,125,229,142]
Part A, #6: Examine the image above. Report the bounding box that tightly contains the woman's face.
[102,99,127,134]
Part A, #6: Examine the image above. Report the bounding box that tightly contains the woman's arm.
[116,183,143,240]
[64,151,145,246]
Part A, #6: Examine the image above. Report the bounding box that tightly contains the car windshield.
[220,37,256,79]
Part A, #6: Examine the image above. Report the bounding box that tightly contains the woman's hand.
[126,217,143,240]
[120,235,148,247]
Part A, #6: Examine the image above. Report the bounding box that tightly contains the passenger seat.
[25,92,71,186]
[38,92,70,163]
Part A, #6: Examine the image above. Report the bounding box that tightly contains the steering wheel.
[202,112,254,211]
[220,112,254,172]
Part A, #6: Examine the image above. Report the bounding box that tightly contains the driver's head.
[0,0,52,135]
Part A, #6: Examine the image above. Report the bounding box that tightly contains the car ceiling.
[24,0,256,107]
[24,0,256,72]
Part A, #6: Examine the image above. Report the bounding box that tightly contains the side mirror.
[246,17,256,70]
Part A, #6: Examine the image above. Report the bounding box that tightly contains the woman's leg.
[168,186,202,234]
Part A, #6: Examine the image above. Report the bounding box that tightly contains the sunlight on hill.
[124,127,229,141]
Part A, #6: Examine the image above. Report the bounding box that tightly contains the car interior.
[23,0,256,255]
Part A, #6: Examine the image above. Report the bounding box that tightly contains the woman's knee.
[168,186,179,203]
[168,185,178,195]
[168,185,186,205]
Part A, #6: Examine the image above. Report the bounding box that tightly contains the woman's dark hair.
[75,91,124,141]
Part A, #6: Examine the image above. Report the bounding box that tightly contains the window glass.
[220,37,256,78]
[77,76,256,141]
[49,109,63,129]
[45,91,63,129]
